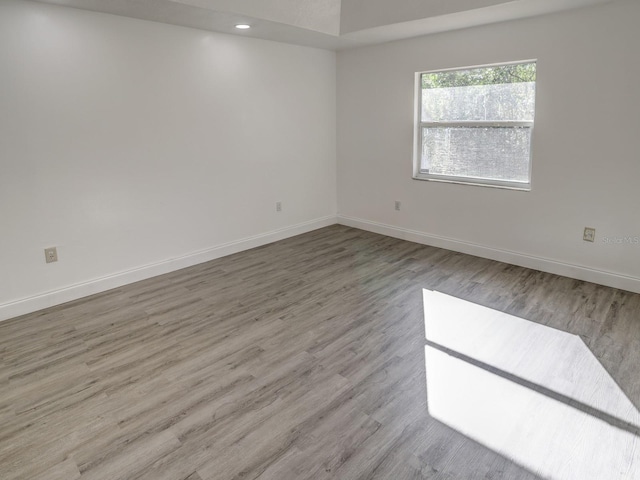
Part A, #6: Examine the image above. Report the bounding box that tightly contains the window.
[414,61,536,190]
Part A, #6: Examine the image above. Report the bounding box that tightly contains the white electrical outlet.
[583,227,596,243]
[44,247,58,263]
[395,201,401,211]
[276,201,282,212]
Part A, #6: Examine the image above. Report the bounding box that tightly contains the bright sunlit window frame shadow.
[422,289,640,480]
[413,60,537,191]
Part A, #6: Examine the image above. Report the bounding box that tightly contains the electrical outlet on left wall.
[44,247,58,263]
[583,227,596,243]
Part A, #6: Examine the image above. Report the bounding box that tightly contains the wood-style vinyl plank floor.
[1,225,639,479]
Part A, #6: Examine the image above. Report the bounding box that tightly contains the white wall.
[173,0,342,35]
[340,0,507,33]
[337,0,640,292]
[3,0,639,322]
[0,0,337,319]
[339,0,615,35]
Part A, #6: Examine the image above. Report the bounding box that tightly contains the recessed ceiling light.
[235,24,251,30]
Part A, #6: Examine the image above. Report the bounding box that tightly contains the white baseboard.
[0,216,337,322]
[338,215,640,294]
[4,213,638,322]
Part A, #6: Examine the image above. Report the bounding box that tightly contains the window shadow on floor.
[422,289,640,480]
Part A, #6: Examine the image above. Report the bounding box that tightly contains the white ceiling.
[31,0,617,49]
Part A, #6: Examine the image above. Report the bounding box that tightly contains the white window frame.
[413,60,536,191]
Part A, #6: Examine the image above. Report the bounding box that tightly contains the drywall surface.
[337,0,640,288]
[339,0,615,35]
[0,0,337,317]
[340,0,507,33]
[171,0,342,35]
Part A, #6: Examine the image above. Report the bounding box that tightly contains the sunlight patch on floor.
[423,290,640,480]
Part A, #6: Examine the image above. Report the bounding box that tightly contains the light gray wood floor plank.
[0,225,638,479]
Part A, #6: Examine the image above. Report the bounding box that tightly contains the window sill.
[412,174,531,191]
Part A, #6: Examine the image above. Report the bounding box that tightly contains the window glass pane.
[422,82,536,122]
[421,127,531,183]
[421,63,536,122]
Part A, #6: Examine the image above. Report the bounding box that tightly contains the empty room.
[1,0,639,479]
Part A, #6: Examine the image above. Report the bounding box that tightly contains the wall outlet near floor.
[395,201,401,211]
[276,201,282,212]
[583,227,596,243]
[44,247,58,263]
